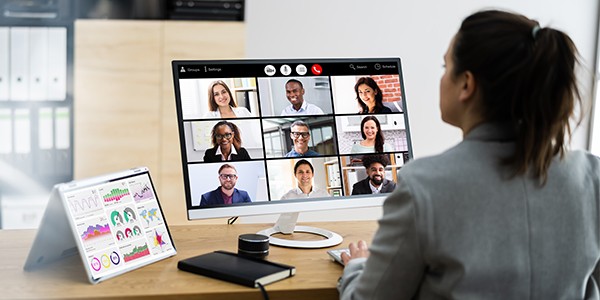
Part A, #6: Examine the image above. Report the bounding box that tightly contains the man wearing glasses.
[285,120,320,157]
[199,164,251,206]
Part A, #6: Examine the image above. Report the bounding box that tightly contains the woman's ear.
[458,70,477,103]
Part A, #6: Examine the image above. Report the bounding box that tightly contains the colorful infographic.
[99,181,132,207]
[121,240,151,263]
[88,247,123,274]
[62,171,175,280]
[146,226,174,255]
[76,215,115,252]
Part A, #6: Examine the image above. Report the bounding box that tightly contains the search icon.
[349,64,356,70]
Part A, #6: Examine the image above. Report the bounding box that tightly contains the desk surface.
[0,221,377,300]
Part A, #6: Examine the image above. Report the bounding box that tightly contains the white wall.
[240,0,599,224]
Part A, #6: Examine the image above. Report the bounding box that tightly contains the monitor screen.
[172,58,413,222]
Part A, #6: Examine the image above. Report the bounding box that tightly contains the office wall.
[240,0,599,223]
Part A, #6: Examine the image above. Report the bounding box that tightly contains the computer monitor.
[172,58,413,248]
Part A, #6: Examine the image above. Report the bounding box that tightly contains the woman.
[203,121,251,162]
[280,159,329,200]
[339,10,600,299]
[355,77,392,114]
[350,116,392,154]
[204,80,252,118]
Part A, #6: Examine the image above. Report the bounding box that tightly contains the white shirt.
[280,186,330,200]
[215,145,238,161]
[280,101,325,116]
[204,106,252,118]
[350,143,393,154]
[369,180,382,194]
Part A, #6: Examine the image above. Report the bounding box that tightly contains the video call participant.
[280,79,325,115]
[204,80,252,118]
[200,164,251,206]
[203,120,251,162]
[355,77,393,114]
[281,159,329,200]
[285,120,320,157]
[339,10,600,299]
[351,154,396,195]
[351,116,393,154]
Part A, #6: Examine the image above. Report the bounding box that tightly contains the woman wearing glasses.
[204,80,252,118]
[203,120,251,162]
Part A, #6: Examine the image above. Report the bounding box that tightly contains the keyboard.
[327,248,350,265]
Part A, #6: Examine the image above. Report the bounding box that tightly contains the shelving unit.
[0,12,74,229]
[324,159,342,196]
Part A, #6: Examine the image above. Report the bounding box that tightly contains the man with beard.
[351,154,396,195]
[199,164,251,206]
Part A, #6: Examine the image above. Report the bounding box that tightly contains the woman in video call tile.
[203,120,251,162]
[204,80,252,118]
[355,77,393,114]
[281,159,329,200]
[351,116,392,154]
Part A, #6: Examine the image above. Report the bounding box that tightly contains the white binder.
[29,27,49,101]
[0,27,9,101]
[9,27,29,101]
[47,27,67,101]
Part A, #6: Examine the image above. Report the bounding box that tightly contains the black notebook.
[177,250,296,287]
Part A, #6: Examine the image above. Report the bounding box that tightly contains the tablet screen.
[61,169,176,282]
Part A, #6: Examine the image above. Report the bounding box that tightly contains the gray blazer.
[339,123,600,299]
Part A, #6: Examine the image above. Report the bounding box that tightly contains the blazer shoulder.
[203,147,219,162]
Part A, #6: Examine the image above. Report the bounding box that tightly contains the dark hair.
[453,10,581,183]
[294,159,314,174]
[211,121,242,149]
[354,77,384,114]
[208,80,237,111]
[362,154,390,169]
[360,116,385,153]
[286,79,304,89]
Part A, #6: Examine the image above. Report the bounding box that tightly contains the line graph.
[131,182,153,202]
[66,189,103,217]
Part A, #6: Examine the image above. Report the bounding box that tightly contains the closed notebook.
[177,250,296,287]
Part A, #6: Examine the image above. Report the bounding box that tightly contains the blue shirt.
[285,148,320,157]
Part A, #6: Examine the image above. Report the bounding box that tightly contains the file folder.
[0,27,8,101]
[10,27,29,101]
[47,27,67,101]
[29,27,49,101]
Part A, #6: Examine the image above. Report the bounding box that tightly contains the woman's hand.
[341,240,369,265]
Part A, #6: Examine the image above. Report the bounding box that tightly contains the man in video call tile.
[351,154,396,195]
[200,164,251,206]
[285,120,320,157]
[280,79,325,115]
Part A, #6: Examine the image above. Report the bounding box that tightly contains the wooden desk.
[0,221,377,300]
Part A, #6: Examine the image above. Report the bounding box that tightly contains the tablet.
[23,167,177,284]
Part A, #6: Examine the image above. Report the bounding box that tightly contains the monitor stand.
[256,212,343,248]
